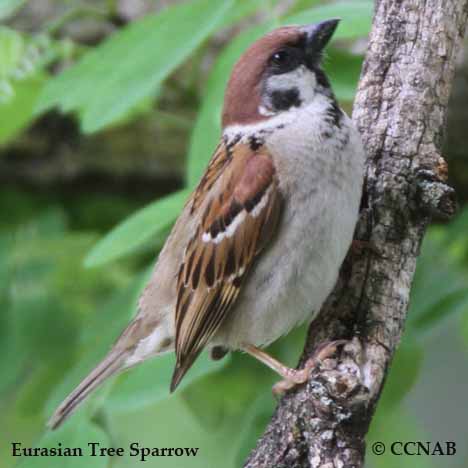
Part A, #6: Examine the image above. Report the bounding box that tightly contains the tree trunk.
[244,1,467,467]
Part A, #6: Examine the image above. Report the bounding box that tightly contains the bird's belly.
[213,180,359,349]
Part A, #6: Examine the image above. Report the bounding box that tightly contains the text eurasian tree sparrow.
[49,19,365,429]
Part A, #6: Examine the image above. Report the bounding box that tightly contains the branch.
[0,113,184,198]
[244,1,467,467]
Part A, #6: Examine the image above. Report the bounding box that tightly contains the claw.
[271,339,347,396]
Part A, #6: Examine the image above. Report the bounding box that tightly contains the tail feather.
[47,350,127,430]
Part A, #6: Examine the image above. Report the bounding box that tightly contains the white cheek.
[264,66,317,107]
[259,105,275,116]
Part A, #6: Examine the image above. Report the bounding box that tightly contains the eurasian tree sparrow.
[49,19,365,429]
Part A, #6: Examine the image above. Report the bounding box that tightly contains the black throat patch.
[270,87,302,112]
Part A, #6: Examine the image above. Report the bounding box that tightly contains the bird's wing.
[171,141,282,390]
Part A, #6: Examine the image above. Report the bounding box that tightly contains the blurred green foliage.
[1,1,467,467]
[36,0,234,133]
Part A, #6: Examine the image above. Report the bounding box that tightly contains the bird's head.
[222,19,340,129]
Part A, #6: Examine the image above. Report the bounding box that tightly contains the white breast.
[214,99,365,349]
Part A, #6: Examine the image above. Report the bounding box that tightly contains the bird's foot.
[271,339,347,397]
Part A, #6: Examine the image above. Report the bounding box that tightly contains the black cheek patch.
[270,88,302,111]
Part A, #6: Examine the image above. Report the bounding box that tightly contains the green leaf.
[13,295,77,363]
[407,231,468,335]
[0,73,45,146]
[0,29,59,144]
[105,351,230,413]
[235,394,275,466]
[285,1,374,40]
[108,393,243,468]
[0,27,25,80]
[287,0,322,15]
[441,206,468,262]
[0,0,26,21]
[219,0,266,29]
[323,48,363,102]
[17,417,111,468]
[461,310,468,349]
[411,289,468,334]
[84,189,190,268]
[36,0,234,133]
[180,351,274,429]
[378,342,424,410]
[0,209,78,395]
[0,234,24,394]
[368,408,435,468]
[44,272,147,419]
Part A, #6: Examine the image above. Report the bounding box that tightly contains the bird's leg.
[242,340,346,396]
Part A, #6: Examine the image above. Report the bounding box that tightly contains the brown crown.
[221,26,303,128]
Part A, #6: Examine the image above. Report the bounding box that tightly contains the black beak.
[301,18,340,58]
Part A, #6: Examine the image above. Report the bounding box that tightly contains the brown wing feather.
[171,143,281,391]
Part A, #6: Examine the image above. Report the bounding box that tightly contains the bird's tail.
[47,349,128,430]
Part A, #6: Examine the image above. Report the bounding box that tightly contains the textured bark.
[244,1,467,467]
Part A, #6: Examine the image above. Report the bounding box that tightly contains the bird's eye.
[269,48,301,74]
[272,50,289,65]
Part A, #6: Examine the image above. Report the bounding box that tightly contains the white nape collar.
[222,93,332,141]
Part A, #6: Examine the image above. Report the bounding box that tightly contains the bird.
[48,18,365,430]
